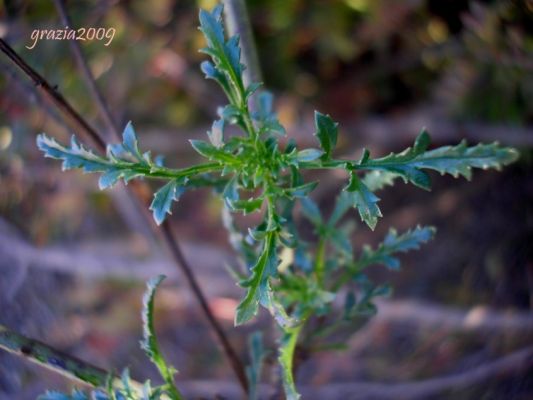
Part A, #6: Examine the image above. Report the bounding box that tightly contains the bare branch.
[52,0,119,140]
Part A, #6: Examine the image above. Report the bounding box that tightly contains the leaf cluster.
[36,3,519,399]
[38,276,182,400]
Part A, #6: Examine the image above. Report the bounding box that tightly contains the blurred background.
[0,0,532,398]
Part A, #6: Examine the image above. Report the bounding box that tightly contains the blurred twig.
[0,38,249,393]
[51,0,156,246]
[53,0,118,139]
[222,0,262,112]
[222,0,262,86]
[301,346,533,399]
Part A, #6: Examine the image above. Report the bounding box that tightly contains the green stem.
[0,325,142,393]
[315,237,327,286]
[278,323,304,400]
[113,161,224,180]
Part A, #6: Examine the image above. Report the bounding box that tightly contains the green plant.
[0,276,181,400]
[29,3,519,400]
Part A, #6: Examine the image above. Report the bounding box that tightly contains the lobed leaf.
[235,232,278,325]
[278,326,302,400]
[149,180,185,226]
[141,276,183,399]
[37,134,111,173]
[362,170,399,192]
[141,276,165,364]
[344,171,382,230]
[360,130,519,189]
[359,225,436,270]
[313,111,338,160]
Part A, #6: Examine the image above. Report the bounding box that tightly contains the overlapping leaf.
[344,171,382,230]
[358,226,436,270]
[235,232,279,325]
[313,112,338,160]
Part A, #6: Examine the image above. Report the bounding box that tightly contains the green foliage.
[37,277,181,400]
[314,111,338,160]
[35,3,519,399]
[140,276,182,399]
[359,226,436,271]
[278,325,303,400]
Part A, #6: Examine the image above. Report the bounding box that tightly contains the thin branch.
[52,0,118,139]
[0,39,106,150]
[0,325,148,395]
[51,0,159,242]
[0,38,248,393]
[373,299,533,334]
[0,324,109,387]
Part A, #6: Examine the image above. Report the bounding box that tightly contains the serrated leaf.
[199,6,225,49]
[149,180,184,225]
[262,288,298,329]
[314,111,338,160]
[122,121,143,161]
[278,326,302,400]
[198,4,246,108]
[201,61,232,98]
[345,172,382,230]
[141,276,183,399]
[362,170,400,192]
[360,130,519,189]
[37,134,110,173]
[37,124,169,192]
[359,225,436,270]
[141,276,165,363]
[235,233,277,325]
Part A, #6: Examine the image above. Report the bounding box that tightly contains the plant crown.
[36,4,518,399]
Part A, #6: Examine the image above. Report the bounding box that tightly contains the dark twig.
[0,39,106,150]
[0,38,248,393]
[52,0,119,139]
[160,221,249,390]
[51,0,155,245]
